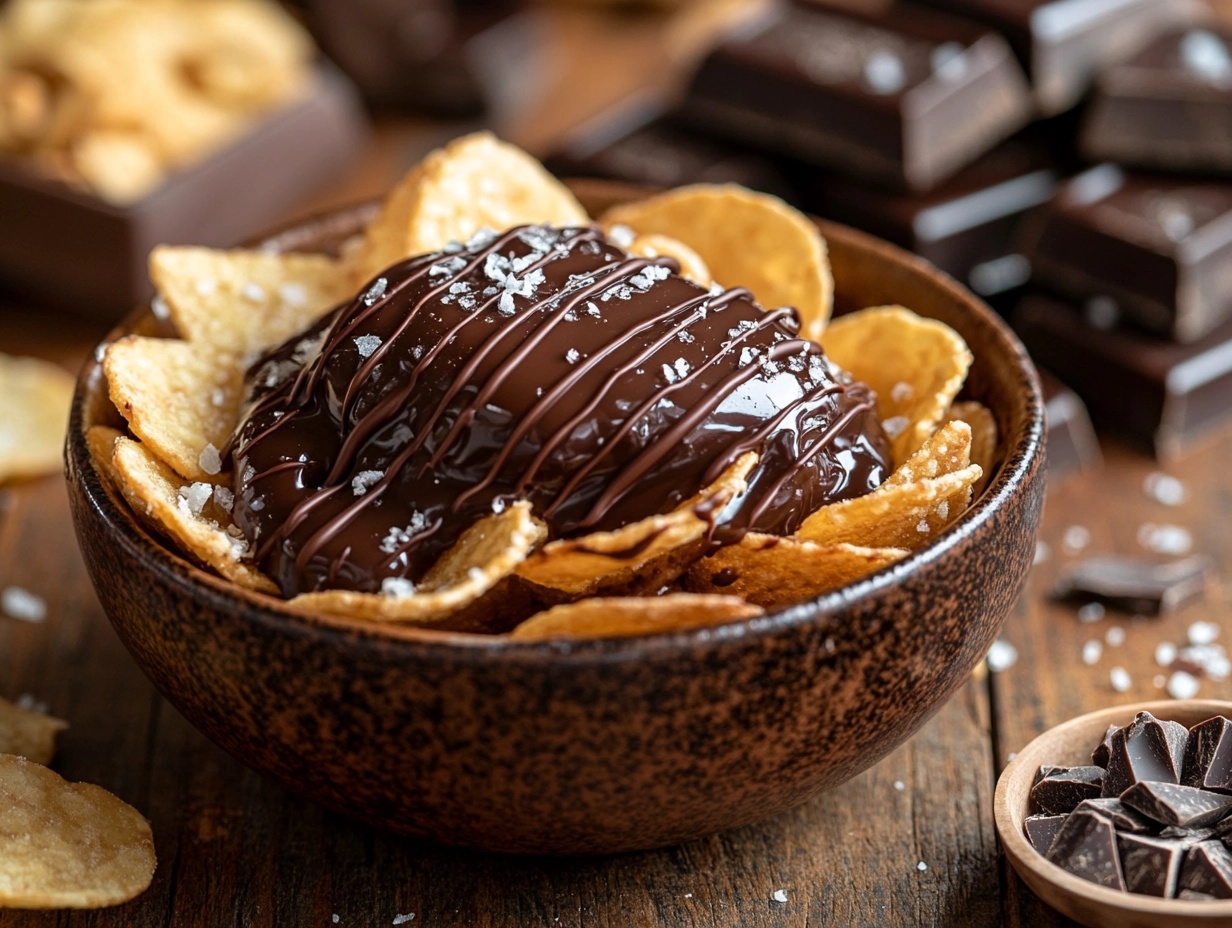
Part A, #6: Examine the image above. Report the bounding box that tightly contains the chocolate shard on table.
[1121,782,1232,830]
[1022,165,1232,343]
[1025,813,1068,854]
[1183,717,1232,793]
[809,140,1055,295]
[1053,555,1211,617]
[1030,765,1104,814]
[1073,798,1158,835]
[913,0,1189,115]
[1040,370,1101,485]
[1013,296,1232,460]
[1117,832,1185,897]
[1045,808,1127,891]
[1101,712,1187,798]
[681,0,1032,191]
[1179,840,1232,898]
[1083,26,1232,174]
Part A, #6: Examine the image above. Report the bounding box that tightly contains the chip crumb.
[771,889,788,904]
[1143,472,1186,506]
[1062,525,1091,553]
[1082,640,1102,665]
[1168,670,1201,700]
[2,586,46,622]
[985,639,1018,672]
[1110,666,1132,692]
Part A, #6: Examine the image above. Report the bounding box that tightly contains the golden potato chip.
[822,305,972,466]
[354,132,589,285]
[515,453,757,598]
[149,246,351,358]
[601,184,833,342]
[0,352,74,484]
[943,401,997,498]
[617,231,711,288]
[0,698,66,765]
[0,754,155,909]
[884,420,973,486]
[291,502,547,624]
[684,535,908,607]
[85,425,123,474]
[509,594,763,641]
[104,336,241,483]
[110,435,276,593]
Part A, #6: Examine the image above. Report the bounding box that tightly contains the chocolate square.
[1179,840,1232,898]
[1117,832,1185,897]
[1121,782,1232,829]
[1184,717,1232,793]
[1102,712,1188,798]
[1045,809,1126,891]
[1031,765,1104,814]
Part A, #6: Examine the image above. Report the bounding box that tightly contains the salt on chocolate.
[1178,841,1232,899]
[1101,712,1187,798]
[1121,782,1232,829]
[1183,716,1232,793]
[1045,809,1127,891]
[1030,765,1104,815]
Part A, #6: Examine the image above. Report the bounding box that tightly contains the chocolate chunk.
[1102,713,1188,798]
[1012,296,1232,460]
[1053,555,1211,617]
[1159,824,1218,846]
[913,0,1186,115]
[681,0,1031,191]
[1122,782,1232,829]
[1025,813,1068,854]
[1092,723,1118,769]
[1178,888,1219,900]
[1023,166,1232,343]
[1041,370,1101,485]
[1184,717,1232,792]
[1179,841,1232,898]
[1046,809,1126,891]
[1074,798,1157,835]
[1117,832,1185,897]
[1031,765,1104,815]
[808,140,1055,294]
[1083,26,1232,175]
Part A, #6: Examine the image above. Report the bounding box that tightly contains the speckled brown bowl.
[66,182,1046,855]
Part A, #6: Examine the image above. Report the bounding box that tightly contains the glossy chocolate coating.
[681,0,1031,191]
[230,226,890,596]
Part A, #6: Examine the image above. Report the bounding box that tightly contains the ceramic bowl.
[996,700,1232,927]
[67,182,1046,854]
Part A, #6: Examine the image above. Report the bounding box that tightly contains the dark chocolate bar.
[1023,165,1232,343]
[913,0,1188,115]
[681,0,1031,191]
[1053,555,1211,617]
[809,140,1055,292]
[1083,26,1232,174]
[1013,296,1232,459]
[1040,370,1101,484]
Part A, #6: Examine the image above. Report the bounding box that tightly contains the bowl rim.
[70,197,1046,660]
[994,699,1232,920]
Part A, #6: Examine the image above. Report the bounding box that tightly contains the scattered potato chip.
[0,352,74,484]
[601,184,833,342]
[516,453,756,598]
[354,132,589,285]
[822,305,972,466]
[110,436,276,593]
[0,754,155,909]
[621,232,711,288]
[149,246,352,358]
[684,535,908,607]
[291,502,547,624]
[509,594,763,641]
[943,401,997,498]
[0,698,66,766]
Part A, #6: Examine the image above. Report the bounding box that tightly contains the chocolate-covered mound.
[229,225,891,596]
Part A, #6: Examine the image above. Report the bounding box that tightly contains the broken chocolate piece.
[1092,723,1118,769]
[1178,887,1219,900]
[1025,813,1067,854]
[1074,798,1157,835]
[1121,782,1232,829]
[1031,765,1104,815]
[1117,832,1185,897]
[1041,370,1101,486]
[1102,712,1188,798]
[1054,555,1212,617]
[1046,809,1126,891]
[1179,841,1232,898]
[1184,717,1232,793]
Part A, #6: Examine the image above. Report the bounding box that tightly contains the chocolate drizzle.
[229,225,891,596]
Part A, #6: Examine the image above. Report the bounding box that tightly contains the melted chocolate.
[229,225,891,595]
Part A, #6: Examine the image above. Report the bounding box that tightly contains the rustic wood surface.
[2,3,1231,925]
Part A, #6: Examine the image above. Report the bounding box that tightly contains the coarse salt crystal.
[565,348,581,364]
[1082,640,1102,665]
[351,470,384,496]
[916,518,930,534]
[1062,525,1091,553]
[771,890,788,904]
[986,639,1018,672]
[1138,522,1192,555]
[894,780,906,791]
[198,443,222,476]
[177,482,213,515]
[916,861,928,872]
[279,282,307,307]
[1156,641,1178,667]
[608,224,635,247]
[1168,671,1201,699]
[1189,621,1220,646]
[882,415,909,439]
[151,294,170,319]
[1110,666,1132,692]
[1105,626,1126,647]
[354,334,382,359]
[1144,472,1186,506]
[890,381,913,403]
[241,282,266,302]
[392,915,415,925]
[1077,602,1105,624]
[2,587,46,622]
[467,566,485,583]
[381,578,416,599]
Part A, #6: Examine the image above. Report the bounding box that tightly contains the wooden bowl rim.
[995,699,1232,923]
[70,191,1045,657]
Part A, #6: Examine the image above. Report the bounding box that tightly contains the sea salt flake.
[608,224,635,247]
[333,917,340,925]
[1062,525,1091,553]
[585,300,600,317]
[15,693,47,713]
[678,329,695,344]
[1105,626,1126,647]
[986,639,1018,672]
[151,294,170,319]
[491,497,507,514]
[771,890,788,904]
[890,381,914,403]
[1168,671,1201,700]
[1189,621,1220,646]
[882,415,909,439]
[198,443,222,475]
[915,518,930,534]
[354,334,382,358]
[279,282,308,307]
[380,513,431,554]
[1156,642,1178,666]
[1138,522,1192,555]
[178,482,213,515]
[352,470,384,496]
[661,363,678,384]
[1144,472,1186,506]
[2,587,46,622]
[566,348,581,364]
[241,282,266,302]
[1110,666,1132,692]
[196,277,217,296]
[1082,640,1103,665]
[894,780,905,791]
[381,578,416,599]
[916,860,928,873]
[392,913,415,924]
[1077,602,1106,624]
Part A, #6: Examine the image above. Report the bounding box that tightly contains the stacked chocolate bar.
[549,0,1232,472]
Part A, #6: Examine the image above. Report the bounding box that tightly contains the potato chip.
[290,502,546,624]
[601,184,833,342]
[0,698,66,766]
[884,420,974,486]
[618,232,711,288]
[110,435,276,593]
[516,453,756,598]
[943,401,997,498]
[354,132,589,286]
[822,305,972,466]
[509,594,763,641]
[684,535,908,607]
[0,352,74,484]
[149,246,351,358]
[0,754,155,908]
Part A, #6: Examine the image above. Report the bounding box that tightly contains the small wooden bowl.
[996,700,1232,928]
